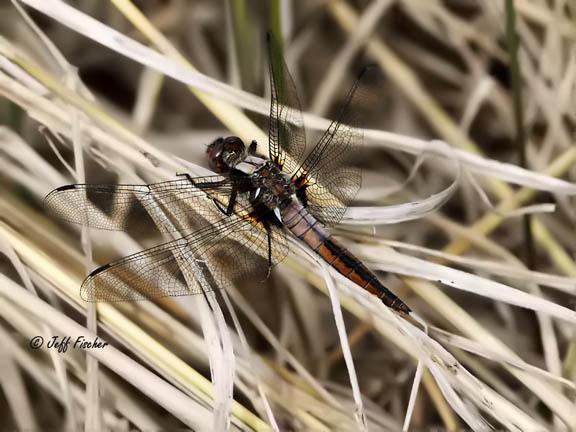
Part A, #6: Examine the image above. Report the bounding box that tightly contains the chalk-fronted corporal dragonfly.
[45,36,411,314]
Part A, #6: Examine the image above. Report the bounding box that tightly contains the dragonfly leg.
[174,173,236,216]
[211,184,238,216]
[263,222,273,280]
[176,172,194,182]
[225,185,238,215]
[212,200,227,215]
[177,172,228,191]
[296,185,309,207]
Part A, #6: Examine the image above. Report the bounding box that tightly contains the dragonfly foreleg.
[176,172,194,182]
[176,172,228,192]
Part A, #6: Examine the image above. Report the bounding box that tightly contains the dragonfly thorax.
[207,136,295,209]
[250,161,295,209]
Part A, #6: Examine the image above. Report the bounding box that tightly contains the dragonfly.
[44,35,411,315]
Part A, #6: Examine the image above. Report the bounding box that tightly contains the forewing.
[44,176,247,235]
[292,69,366,226]
[267,33,306,175]
[81,203,289,302]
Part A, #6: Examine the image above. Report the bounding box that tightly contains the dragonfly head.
[207,136,246,173]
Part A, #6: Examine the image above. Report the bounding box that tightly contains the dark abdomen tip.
[380,289,411,314]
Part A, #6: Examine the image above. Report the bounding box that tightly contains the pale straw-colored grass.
[0,0,575,431]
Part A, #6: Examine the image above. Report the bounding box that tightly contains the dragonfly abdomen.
[282,202,410,314]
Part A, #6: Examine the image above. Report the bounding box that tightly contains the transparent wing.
[81,203,289,302]
[303,164,362,226]
[291,69,367,226]
[44,175,249,235]
[267,33,306,175]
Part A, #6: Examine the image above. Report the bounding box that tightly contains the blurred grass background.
[0,0,576,431]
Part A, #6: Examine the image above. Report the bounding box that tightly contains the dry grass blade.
[1,1,575,431]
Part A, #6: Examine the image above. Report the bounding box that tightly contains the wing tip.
[80,265,111,302]
[44,184,76,208]
[79,282,92,303]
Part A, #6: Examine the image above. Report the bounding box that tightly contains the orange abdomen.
[282,202,410,314]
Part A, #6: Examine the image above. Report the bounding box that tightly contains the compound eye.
[223,136,245,152]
